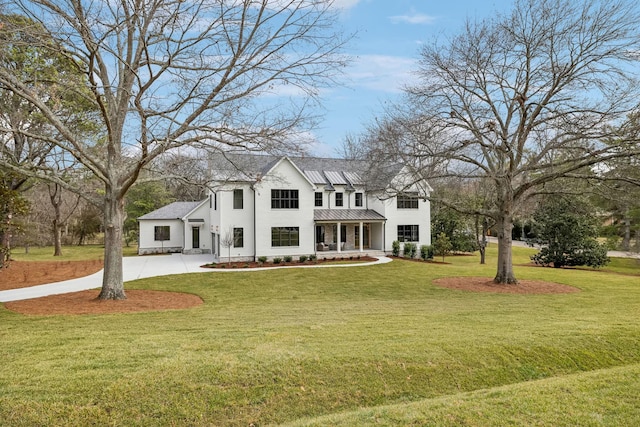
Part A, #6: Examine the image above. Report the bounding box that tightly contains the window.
[271,189,299,209]
[233,227,244,248]
[271,227,300,247]
[315,192,323,207]
[397,225,419,242]
[233,189,243,209]
[335,192,343,207]
[214,193,217,210]
[355,192,363,207]
[154,225,170,241]
[397,193,419,209]
[331,224,347,243]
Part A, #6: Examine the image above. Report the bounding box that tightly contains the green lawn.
[1,246,639,426]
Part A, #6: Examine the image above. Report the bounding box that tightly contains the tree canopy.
[0,0,349,299]
[357,0,640,283]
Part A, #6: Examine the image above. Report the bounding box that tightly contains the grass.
[1,245,639,425]
[10,244,139,261]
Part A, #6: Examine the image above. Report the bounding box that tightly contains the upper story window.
[397,192,419,209]
[335,192,343,207]
[271,189,299,209]
[233,189,243,209]
[355,192,363,207]
[315,192,323,207]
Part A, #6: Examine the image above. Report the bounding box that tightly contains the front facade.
[138,200,212,255]
[139,155,431,261]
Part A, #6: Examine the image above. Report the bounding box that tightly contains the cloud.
[389,13,436,25]
[330,0,363,10]
[347,54,418,93]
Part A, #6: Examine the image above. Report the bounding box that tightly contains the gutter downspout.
[252,185,257,262]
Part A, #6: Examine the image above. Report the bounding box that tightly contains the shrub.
[283,255,292,263]
[433,232,453,262]
[309,254,317,261]
[299,255,308,263]
[403,242,417,259]
[257,256,267,264]
[392,240,400,257]
[420,244,434,260]
[273,257,282,264]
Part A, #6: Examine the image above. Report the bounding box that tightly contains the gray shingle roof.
[313,209,386,222]
[209,153,403,191]
[138,201,205,220]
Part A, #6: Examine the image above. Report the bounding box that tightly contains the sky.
[309,0,514,157]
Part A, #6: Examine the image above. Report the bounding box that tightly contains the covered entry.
[314,209,385,253]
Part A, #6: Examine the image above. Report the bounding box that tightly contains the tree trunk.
[622,214,631,251]
[1,211,12,268]
[476,216,488,265]
[494,215,517,284]
[53,219,63,257]
[98,190,126,300]
[52,196,63,257]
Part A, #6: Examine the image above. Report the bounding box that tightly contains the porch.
[314,209,386,255]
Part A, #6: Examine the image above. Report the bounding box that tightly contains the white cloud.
[389,13,436,25]
[330,0,363,11]
[347,54,418,93]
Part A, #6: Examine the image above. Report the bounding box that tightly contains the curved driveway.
[0,254,392,303]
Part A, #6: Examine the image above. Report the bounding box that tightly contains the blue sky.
[310,0,514,156]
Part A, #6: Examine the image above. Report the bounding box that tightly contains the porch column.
[359,222,363,252]
[337,221,342,253]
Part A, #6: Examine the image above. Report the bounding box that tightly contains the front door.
[192,227,200,249]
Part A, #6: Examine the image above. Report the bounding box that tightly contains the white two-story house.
[138,154,432,261]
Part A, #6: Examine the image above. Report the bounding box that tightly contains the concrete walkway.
[0,254,392,302]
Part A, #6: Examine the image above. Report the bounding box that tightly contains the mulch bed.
[0,260,104,291]
[204,255,377,269]
[4,290,203,316]
[432,277,580,294]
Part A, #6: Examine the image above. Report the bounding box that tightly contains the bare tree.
[0,0,349,299]
[48,182,80,256]
[220,228,235,265]
[380,0,640,283]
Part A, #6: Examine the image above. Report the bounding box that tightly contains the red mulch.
[432,277,580,294]
[5,290,203,316]
[1,260,202,316]
[204,255,377,269]
[0,259,104,291]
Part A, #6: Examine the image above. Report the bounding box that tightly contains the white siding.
[254,158,316,258]
[182,201,212,254]
[217,183,255,261]
[138,219,184,254]
[381,196,431,252]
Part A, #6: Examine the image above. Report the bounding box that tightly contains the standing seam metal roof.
[313,209,386,222]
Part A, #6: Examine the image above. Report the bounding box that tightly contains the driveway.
[0,254,391,303]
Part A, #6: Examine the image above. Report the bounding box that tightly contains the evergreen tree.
[530,196,609,268]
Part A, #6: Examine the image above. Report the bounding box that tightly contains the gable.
[262,157,316,189]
